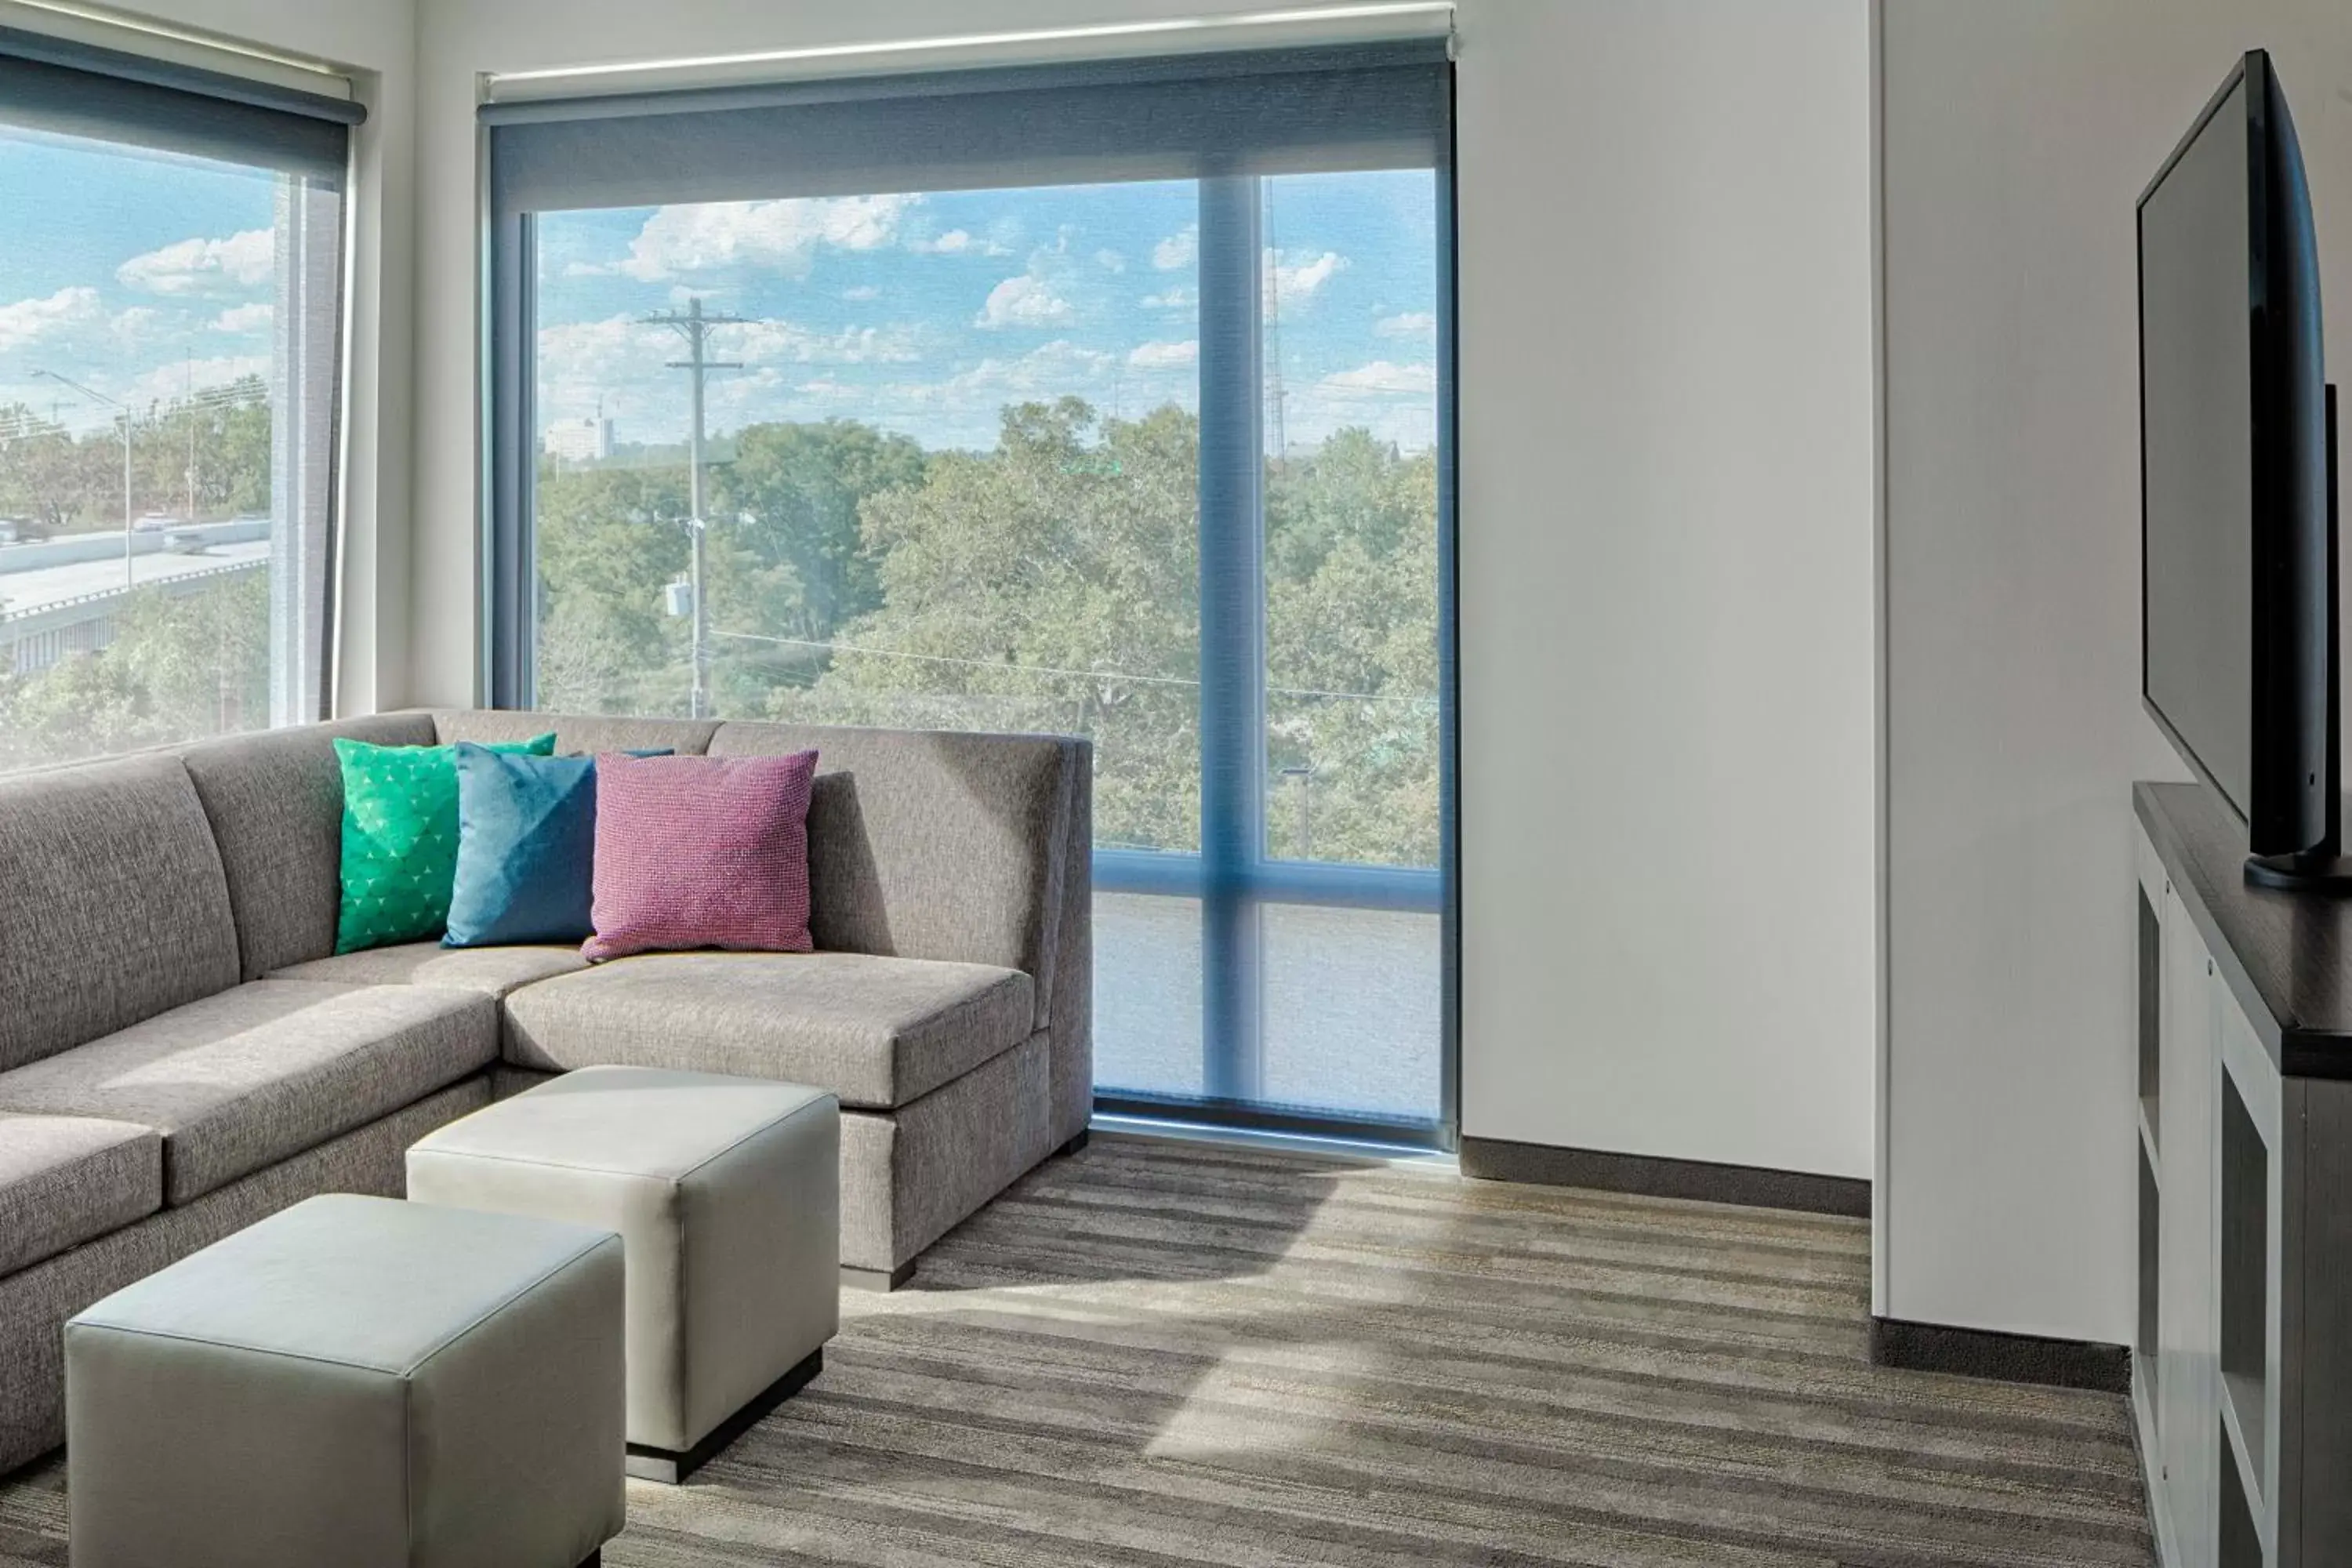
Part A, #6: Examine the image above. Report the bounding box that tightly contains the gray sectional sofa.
[0,708,1091,1477]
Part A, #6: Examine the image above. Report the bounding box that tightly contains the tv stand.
[2135,782,2352,1567]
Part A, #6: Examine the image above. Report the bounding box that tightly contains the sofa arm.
[706,722,1089,1033]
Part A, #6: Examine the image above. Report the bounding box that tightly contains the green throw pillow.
[334,734,557,954]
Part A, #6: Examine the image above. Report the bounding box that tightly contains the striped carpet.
[0,1131,2151,1566]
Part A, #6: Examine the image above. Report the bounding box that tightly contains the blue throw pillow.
[445,745,601,948]
[446,745,677,948]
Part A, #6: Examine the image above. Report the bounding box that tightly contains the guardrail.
[0,557,266,624]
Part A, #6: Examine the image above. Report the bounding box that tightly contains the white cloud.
[1142,285,1196,310]
[0,286,103,352]
[600,194,918,281]
[111,307,164,350]
[732,318,921,365]
[841,285,881,302]
[1094,249,1127,273]
[909,228,1009,257]
[910,339,1115,401]
[1127,339,1197,370]
[975,274,1073,329]
[1152,226,1197,270]
[1375,310,1436,339]
[117,230,274,296]
[211,301,274,334]
[1317,360,1437,397]
[1270,249,1348,306]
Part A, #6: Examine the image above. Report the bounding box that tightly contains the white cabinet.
[2138,823,2219,1568]
[2135,814,2285,1568]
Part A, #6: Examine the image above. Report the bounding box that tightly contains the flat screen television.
[2140,48,2341,889]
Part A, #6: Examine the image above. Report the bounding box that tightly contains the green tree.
[713,419,925,650]
[781,397,1203,853]
[1264,433,1441,867]
[0,405,88,535]
[531,460,691,714]
[0,574,271,770]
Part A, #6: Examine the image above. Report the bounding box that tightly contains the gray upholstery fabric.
[431,708,719,757]
[0,755,241,1073]
[0,1076,488,1475]
[270,941,588,998]
[1047,750,1094,1148]
[0,1116,162,1278]
[408,1066,838,1455]
[0,982,497,1205]
[502,951,1033,1110]
[176,713,440,981]
[707,722,1080,1024]
[67,1195,625,1568]
[840,1030,1054,1272]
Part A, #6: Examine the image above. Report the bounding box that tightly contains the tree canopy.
[2,381,1441,874]
[535,398,1439,867]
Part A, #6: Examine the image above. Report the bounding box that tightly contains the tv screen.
[2141,74,2256,819]
[2140,49,2332,874]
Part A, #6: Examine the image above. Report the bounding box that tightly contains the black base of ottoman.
[625,1347,825,1485]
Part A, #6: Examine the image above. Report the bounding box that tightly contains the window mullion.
[1196,171,1267,1106]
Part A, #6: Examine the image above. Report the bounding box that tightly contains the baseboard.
[1868,1316,2130,1394]
[1457,1135,1871,1218]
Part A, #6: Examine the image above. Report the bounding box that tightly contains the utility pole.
[644,296,745,719]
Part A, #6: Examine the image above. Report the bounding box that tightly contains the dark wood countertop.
[2137,781,2352,1079]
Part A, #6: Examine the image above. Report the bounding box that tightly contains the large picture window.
[488,45,1454,1140]
[0,28,354,770]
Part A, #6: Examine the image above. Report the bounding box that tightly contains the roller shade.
[0,20,356,181]
[486,41,1446,213]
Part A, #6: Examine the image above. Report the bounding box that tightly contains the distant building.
[543,416,615,464]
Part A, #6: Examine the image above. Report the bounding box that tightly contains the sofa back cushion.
[178,713,441,979]
[707,720,1079,1027]
[434,710,719,757]
[0,753,241,1071]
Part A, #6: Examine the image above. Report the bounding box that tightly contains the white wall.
[111,0,419,718]
[1882,1,2352,1344]
[401,0,1882,1181]
[1453,0,1878,1178]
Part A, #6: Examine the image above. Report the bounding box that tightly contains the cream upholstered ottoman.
[65,1194,624,1568]
[407,1065,840,1483]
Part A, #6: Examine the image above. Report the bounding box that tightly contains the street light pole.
[32,369,133,592]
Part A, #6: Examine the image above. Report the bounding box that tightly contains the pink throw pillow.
[584,750,819,962]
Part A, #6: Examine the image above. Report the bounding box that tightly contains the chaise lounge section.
[0,709,1091,1476]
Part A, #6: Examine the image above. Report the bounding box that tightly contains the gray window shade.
[0,23,357,181]
[487,42,1446,213]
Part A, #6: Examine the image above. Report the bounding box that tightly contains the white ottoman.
[66,1194,624,1568]
[407,1065,840,1483]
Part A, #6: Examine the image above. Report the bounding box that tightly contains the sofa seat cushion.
[0,982,497,1205]
[0,1114,162,1276]
[501,952,1034,1111]
[270,942,589,999]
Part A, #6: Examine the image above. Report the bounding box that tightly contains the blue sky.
[0,127,281,432]
[533,169,1439,454]
[0,129,1441,457]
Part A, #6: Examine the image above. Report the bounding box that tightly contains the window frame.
[482,48,1458,1149]
[0,23,360,754]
